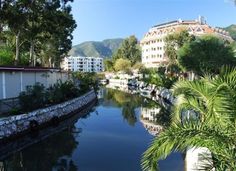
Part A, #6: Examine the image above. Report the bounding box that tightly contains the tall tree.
[178,35,236,75]
[114,58,131,72]
[1,0,28,65]
[112,35,141,65]
[104,58,114,71]
[39,2,76,67]
[164,30,195,65]
[0,0,76,67]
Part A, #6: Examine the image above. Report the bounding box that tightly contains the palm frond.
[142,122,236,171]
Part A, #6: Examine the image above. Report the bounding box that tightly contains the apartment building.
[140,16,233,68]
[61,56,104,72]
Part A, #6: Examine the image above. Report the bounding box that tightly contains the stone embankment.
[108,79,175,104]
[0,90,97,141]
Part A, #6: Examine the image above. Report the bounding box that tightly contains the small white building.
[61,56,104,72]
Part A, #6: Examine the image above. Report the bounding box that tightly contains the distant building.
[61,56,104,72]
[140,16,233,68]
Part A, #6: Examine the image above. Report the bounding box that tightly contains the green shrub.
[73,72,99,93]
[0,46,14,65]
[46,81,80,104]
[19,81,81,112]
[9,108,21,115]
[19,83,46,112]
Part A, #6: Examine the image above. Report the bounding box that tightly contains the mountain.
[223,24,236,41]
[69,38,124,58]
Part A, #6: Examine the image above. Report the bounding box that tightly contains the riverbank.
[0,100,97,160]
[0,90,97,143]
[0,88,184,171]
[107,79,175,105]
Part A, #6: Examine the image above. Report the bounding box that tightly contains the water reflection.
[0,88,184,171]
[140,99,171,136]
[3,130,78,171]
[99,87,172,134]
[0,103,96,171]
[101,88,142,126]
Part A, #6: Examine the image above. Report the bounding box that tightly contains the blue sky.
[71,0,236,45]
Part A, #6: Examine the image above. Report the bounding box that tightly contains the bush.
[9,108,21,115]
[19,81,81,112]
[141,67,178,89]
[46,81,80,104]
[0,46,14,65]
[19,83,46,112]
[73,72,98,93]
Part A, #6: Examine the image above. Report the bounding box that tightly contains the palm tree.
[141,66,236,171]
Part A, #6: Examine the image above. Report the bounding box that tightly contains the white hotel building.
[61,56,104,72]
[140,16,233,68]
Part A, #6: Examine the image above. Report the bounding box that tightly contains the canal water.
[0,88,184,171]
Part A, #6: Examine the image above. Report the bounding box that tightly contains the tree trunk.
[15,31,20,65]
[30,41,35,66]
[189,71,195,81]
[49,57,52,68]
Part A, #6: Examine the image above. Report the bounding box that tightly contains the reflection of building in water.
[140,107,163,136]
[97,88,105,99]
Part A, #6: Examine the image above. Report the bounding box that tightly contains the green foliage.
[0,0,76,67]
[69,38,123,57]
[142,66,236,171]
[0,46,14,65]
[73,72,98,93]
[141,67,178,89]
[19,81,80,112]
[132,62,144,71]
[104,88,142,126]
[223,24,236,41]
[9,108,21,116]
[178,35,236,75]
[114,58,131,72]
[104,58,114,71]
[112,35,141,65]
[165,30,195,65]
[231,41,236,55]
[46,81,80,104]
[19,83,46,112]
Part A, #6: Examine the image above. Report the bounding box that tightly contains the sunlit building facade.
[140,16,233,68]
[61,56,104,72]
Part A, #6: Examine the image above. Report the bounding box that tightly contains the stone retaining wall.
[0,90,97,140]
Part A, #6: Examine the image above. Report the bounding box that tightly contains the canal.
[0,88,184,171]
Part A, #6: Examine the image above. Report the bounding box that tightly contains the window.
[196,27,202,32]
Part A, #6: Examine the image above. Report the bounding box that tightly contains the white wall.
[0,71,69,99]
